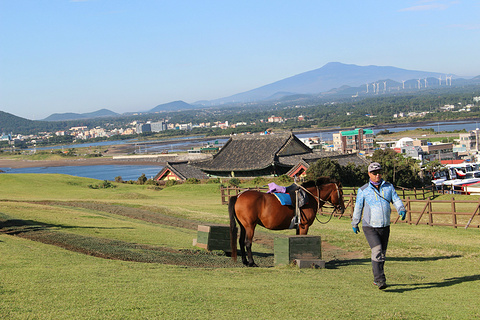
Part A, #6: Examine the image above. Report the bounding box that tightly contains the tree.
[306,158,342,182]
[422,160,444,184]
[137,173,147,185]
[370,149,422,188]
[341,162,368,187]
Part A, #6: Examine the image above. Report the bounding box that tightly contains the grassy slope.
[1,174,480,319]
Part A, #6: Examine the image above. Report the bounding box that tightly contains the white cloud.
[398,1,456,12]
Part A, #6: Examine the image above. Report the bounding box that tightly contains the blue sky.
[1,0,479,120]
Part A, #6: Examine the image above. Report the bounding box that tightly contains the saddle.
[267,182,308,208]
[268,182,308,229]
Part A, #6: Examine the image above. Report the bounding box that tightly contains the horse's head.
[328,181,345,214]
[302,177,345,214]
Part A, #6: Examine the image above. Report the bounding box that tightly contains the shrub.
[88,180,116,189]
[276,175,293,185]
[165,180,178,187]
[252,177,266,186]
[228,178,241,187]
[137,173,147,185]
[185,178,201,184]
[114,176,124,183]
[206,178,221,184]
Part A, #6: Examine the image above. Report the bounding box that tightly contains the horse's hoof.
[248,263,258,267]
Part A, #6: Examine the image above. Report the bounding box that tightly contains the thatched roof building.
[154,161,209,181]
[193,132,312,177]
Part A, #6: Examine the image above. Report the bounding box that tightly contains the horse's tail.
[228,195,238,262]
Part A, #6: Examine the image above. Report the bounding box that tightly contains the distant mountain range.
[34,62,480,121]
[43,108,119,121]
[148,100,195,113]
[200,62,466,105]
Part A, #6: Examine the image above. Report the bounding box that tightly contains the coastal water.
[35,135,209,153]
[0,165,163,181]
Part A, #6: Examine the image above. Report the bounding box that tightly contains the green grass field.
[1,174,479,319]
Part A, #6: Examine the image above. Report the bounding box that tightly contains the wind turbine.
[438,76,442,86]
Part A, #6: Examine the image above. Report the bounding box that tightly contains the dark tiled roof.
[194,133,312,172]
[155,161,209,180]
[284,153,368,177]
[280,152,369,167]
[277,151,341,166]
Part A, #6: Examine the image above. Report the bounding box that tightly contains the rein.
[298,182,342,224]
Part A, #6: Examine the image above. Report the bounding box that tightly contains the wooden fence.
[221,185,436,205]
[220,186,480,229]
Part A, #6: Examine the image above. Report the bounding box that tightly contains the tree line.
[306,149,424,188]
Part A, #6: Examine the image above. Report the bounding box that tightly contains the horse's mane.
[301,176,338,189]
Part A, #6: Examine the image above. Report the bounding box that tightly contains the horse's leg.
[238,224,248,266]
[298,224,309,235]
[245,227,258,267]
[298,210,310,235]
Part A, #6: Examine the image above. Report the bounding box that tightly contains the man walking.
[352,162,406,290]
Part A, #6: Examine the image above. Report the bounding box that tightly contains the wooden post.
[428,197,433,226]
[414,187,417,200]
[407,197,412,224]
[415,199,430,225]
[221,187,226,205]
[350,193,355,217]
[451,197,457,228]
[465,202,480,229]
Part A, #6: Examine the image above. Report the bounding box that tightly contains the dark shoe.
[374,282,387,290]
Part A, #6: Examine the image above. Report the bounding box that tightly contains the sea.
[3,119,480,181]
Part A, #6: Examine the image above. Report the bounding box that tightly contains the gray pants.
[362,226,390,284]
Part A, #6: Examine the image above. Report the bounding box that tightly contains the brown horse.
[229,177,345,267]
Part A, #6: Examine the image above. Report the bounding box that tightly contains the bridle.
[298,182,344,224]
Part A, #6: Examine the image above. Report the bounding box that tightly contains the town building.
[136,121,167,133]
[332,128,374,154]
[268,116,283,123]
[418,142,456,162]
[458,129,480,152]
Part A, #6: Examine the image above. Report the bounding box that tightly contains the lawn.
[1,174,479,319]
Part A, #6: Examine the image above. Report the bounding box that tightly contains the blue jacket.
[352,180,405,228]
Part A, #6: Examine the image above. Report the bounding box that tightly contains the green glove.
[399,210,406,220]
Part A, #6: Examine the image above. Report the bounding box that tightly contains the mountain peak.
[149,100,193,113]
[205,62,451,105]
